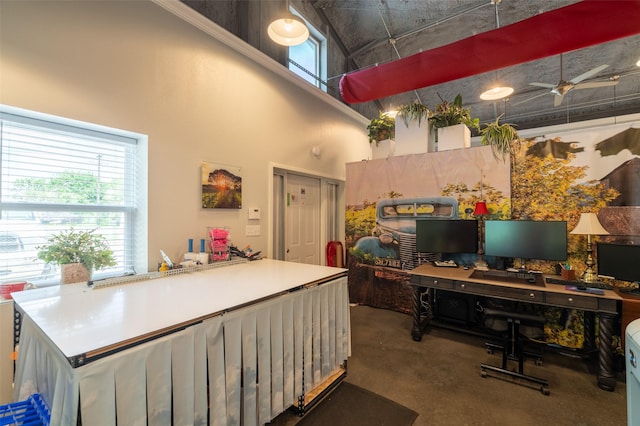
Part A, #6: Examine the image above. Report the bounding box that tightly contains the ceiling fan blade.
[570,64,609,84]
[554,94,565,107]
[573,81,619,89]
[530,82,556,89]
[512,91,550,106]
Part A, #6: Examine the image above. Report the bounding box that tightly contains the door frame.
[268,162,345,265]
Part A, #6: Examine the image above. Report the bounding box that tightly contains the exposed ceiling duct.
[339,0,640,104]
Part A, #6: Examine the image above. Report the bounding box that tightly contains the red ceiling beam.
[339,0,640,104]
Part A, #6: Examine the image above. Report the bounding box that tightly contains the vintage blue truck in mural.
[353,196,459,270]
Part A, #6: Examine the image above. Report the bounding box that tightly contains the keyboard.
[469,269,544,286]
[482,269,537,281]
[434,260,457,267]
[545,277,613,290]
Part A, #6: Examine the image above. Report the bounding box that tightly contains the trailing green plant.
[366,111,396,144]
[37,228,117,273]
[397,100,430,128]
[480,114,520,161]
[428,93,480,131]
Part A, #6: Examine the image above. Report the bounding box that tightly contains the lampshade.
[480,85,514,101]
[267,13,309,46]
[570,213,609,235]
[473,201,489,216]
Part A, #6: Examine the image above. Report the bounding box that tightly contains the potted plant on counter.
[480,114,520,161]
[37,228,117,284]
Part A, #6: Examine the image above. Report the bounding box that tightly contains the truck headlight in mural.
[353,197,459,270]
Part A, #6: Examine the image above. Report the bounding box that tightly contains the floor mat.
[298,382,418,426]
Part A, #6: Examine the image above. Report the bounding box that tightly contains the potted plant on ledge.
[37,228,117,284]
[397,100,430,128]
[367,111,396,158]
[429,93,479,151]
[394,100,432,155]
[367,111,395,145]
[480,114,520,161]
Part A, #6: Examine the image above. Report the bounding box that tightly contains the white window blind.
[0,111,138,285]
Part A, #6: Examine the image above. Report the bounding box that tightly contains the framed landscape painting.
[201,161,242,209]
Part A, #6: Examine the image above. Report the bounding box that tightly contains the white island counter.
[12,259,350,426]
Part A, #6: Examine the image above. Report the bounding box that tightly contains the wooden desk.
[12,259,350,425]
[410,264,621,391]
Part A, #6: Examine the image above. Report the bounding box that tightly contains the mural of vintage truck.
[353,196,459,270]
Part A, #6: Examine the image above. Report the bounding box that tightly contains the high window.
[0,106,145,286]
[288,11,327,91]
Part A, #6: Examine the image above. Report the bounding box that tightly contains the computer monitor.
[415,219,478,254]
[596,242,640,283]
[484,220,567,262]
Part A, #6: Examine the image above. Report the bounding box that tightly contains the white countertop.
[12,259,346,360]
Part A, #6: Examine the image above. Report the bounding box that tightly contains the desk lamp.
[473,201,489,270]
[570,212,609,283]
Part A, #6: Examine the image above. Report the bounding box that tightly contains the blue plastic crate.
[0,394,50,426]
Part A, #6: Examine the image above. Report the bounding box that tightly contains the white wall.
[0,0,370,271]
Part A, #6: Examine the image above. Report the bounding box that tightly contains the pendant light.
[268,2,309,47]
[480,85,514,101]
[480,1,512,101]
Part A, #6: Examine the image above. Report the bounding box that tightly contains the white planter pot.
[371,138,395,159]
[437,123,471,151]
[394,116,434,155]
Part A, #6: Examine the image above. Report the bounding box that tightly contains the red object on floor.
[326,241,344,268]
[339,0,640,104]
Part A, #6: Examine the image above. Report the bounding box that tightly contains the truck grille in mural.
[354,196,459,271]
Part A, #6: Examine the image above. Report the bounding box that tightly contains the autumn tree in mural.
[512,138,620,349]
[512,138,619,274]
[440,181,509,220]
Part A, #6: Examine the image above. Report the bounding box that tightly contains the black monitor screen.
[415,219,478,254]
[484,220,567,261]
[597,243,640,282]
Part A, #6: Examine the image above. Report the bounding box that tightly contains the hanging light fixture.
[480,1,513,101]
[480,85,514,101]
[268,3,309,47]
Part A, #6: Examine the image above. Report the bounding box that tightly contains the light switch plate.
[245,224,261,236]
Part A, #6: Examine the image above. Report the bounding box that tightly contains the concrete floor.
[271,304,628,426]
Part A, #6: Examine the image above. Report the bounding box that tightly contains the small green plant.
[429,93,480,131]
[480,115,520,161]
[397,100,430,128]
[37,228,117,273]
[367,112,396,144]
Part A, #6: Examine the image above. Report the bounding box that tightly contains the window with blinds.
[0,109,140,286]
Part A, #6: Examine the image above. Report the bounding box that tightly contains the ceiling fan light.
[268,13,309,46]
[480,85,514,100]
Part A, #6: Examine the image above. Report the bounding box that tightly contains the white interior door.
[286,174,321,265]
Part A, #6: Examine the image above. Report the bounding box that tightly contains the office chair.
[480,307,550,395]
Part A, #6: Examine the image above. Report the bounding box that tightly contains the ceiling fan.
[520,55,619,107]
